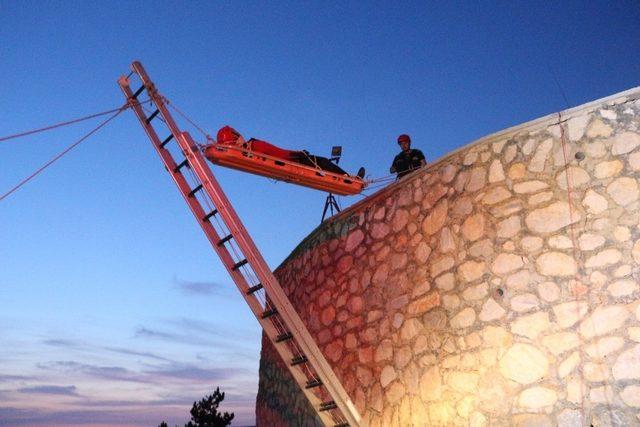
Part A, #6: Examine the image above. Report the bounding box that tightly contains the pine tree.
[184,387,234,427]
[159,387,234,427]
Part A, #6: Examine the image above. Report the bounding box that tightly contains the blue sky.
[1,1,639,425]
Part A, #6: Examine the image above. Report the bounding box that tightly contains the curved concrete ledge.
[257,86,640,426]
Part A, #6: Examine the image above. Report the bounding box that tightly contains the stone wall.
[256,87,640,426]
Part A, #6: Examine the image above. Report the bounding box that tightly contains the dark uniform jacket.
[391,148,426,178]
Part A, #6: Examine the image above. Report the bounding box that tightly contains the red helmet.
[217,125,241,145]
[397,134,411,144]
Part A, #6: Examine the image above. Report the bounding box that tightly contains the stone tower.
[256,87,640,426]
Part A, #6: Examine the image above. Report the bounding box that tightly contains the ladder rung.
[174,159,189,172]
[132,85,145,99]
[145,109,160,123]
[275,331,292,342]
[262,308,278,319]
[319,401,337,411]
[202,209,218,222]
[246,283,263,295]
[306,378,322,389]
[160,134,174,147]
[291,355,307,366]
[232,259,248,270]
[218,234,233,246]
[188,184,203,198]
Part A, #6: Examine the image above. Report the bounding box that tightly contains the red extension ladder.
[118,61,361,427]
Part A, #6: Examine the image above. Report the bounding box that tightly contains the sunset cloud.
[17,385,79,396]
[37,361,149,384]
[173,277,230,296]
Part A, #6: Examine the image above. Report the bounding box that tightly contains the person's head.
[397,134,411,152]
[217,126,244,145]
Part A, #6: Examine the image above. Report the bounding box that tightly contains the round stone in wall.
[535,252,577,276]
[620,385,640,407]
[518,386,558,409]
[499,343,549,384]
[525,201,581,233]
[450,307,476,329]
[491,253,524,275]
[606,177,639,206]
[612,344,640,380]
[612,131,640,155]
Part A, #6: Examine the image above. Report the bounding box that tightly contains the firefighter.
[390,134,426,178]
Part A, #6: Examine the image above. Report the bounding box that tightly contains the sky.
[1,1,639,426]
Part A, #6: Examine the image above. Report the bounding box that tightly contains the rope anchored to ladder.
[0,102,141,202]
[0,101,148,143]
[161,95,215,146]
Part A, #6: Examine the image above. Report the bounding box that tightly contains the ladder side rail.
[168,143,334,426]
[173,138,340,425]
[120,68,266,295]
[117,92,331,424]
[181,134,341,426]
[117,75,318,401]
[122,63,360,426]
[130,61,187,141]
[118,77,272,324]
[118,75,298,346]
[177,134,317,351]
[121,67,328,352]
[178,133,361,427]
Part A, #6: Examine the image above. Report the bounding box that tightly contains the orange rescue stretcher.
[203,143,366,196]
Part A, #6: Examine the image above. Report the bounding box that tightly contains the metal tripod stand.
[321,146,343,222]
